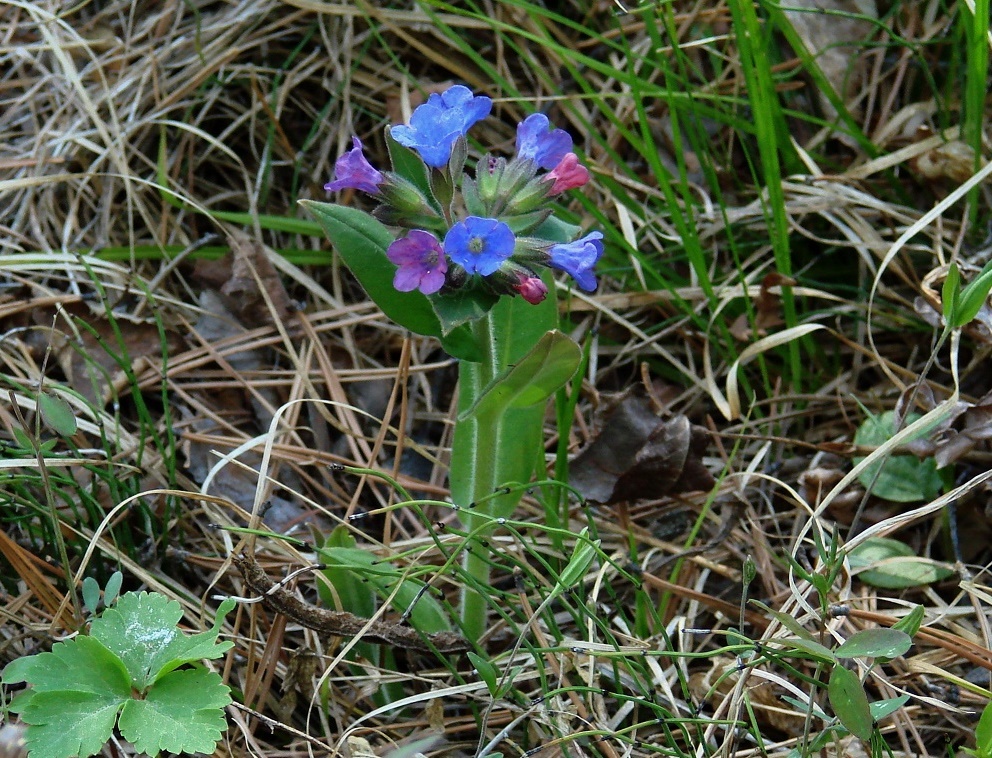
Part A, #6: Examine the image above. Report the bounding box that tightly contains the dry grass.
[1,1,991,756]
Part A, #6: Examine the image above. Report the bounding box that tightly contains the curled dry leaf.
[568,389,714,504]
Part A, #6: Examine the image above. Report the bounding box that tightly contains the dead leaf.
[569,389,714,504]
[783,0,878,123]
[730,272,792,341]
[31,301,185,407]
[192,233,293,329]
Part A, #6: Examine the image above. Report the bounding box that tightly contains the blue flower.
[516,113,572,170]
[387,230,448,295]
[444,216,515,276]
[549,232,604,291]
[324,137,384,194]
[391,85,492,168]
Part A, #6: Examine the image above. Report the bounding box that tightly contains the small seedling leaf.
[460,330,581,421]
[103,571,123,607]
[849,537,954,588]
[82,576,101,615]
[39,391,77,437]
[834,628,912,659]
[828,665,873,741]
[892,604,925,637]
[468,652,500,698]
[853,411,941,502]
[942,262,961,323]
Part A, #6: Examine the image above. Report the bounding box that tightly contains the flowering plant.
[302,85,602,640]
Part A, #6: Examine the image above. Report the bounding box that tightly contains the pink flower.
[387,230,447,295]
[545,153,589,194]
[514,275,548,304]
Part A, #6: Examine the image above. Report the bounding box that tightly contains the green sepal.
[501,209,552,235]
[533,214,582,244]
[459,329,581,421]
[430,286,500,335]
[385,127,439,212]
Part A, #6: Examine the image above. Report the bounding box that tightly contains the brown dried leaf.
[192,233,293,329]
[569,389,714,504]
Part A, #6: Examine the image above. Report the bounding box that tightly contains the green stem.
[455,318,503,642]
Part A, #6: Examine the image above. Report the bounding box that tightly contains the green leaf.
[869,695,910,722]
[853,411,941,502]
[750,600,816,642]
[828,665,873,741]
[4,636,131,758]
[82,575,101,615]
[431,286,499,335]
[301,200,479,361]
[556,529,599,591]
[834,628,912,659]
[892,604,925,637]
[118,667,231,757]
[89,592,233,688]
[16,691,124,758]
[459,330,581,421]
[772,637,837,663]
[942,262,961,323]
[849,537,955,589]
[954,258,992,327]
[976,699,992,756]
[104,570,123,607]
[39,391,77,437]
[468,652,499,697]
[317,545,452,634]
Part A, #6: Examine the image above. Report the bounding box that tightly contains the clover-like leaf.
[118,667,231,757]
[4,636,131,758]
[89,592,233,688]
[13,691,125,758]
[3,635,130,696]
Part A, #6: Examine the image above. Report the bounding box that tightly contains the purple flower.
[387,230,448,295]
[545,152,590,194]
[391,85,492,168]
[549,232,604,291]
[324,137,384,194]
[516,113,572,169]
[444,216,515,276]
[514,274,548,304]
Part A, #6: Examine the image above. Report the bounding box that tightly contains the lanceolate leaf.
[459,330,581,421]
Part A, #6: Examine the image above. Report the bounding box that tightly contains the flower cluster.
[324,85,601,304]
